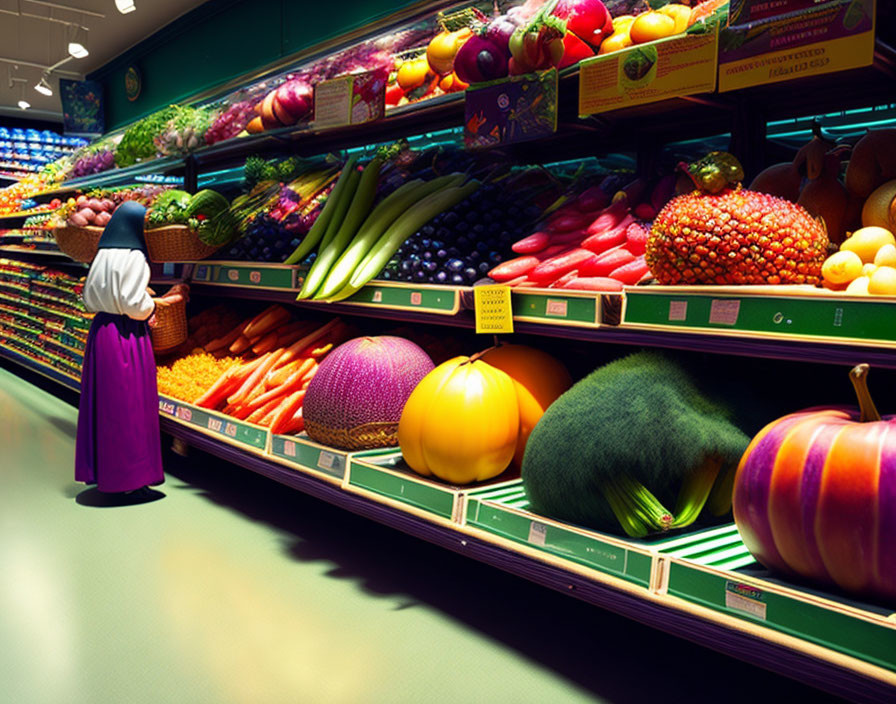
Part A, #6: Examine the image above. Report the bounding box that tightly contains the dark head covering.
[97,200,147,256]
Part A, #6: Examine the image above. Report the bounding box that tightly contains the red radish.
[559,276,623,291]
[528,248,598,285]
[548,212,589,232]
[489,244,570,281]
[552,0,612,48]
[609,258,650,285]
[503,274,532,287]
[634,202,657,220]
[95,211,112,227]
[586,200,629,235]
[271,94,297,126]
[625,222,650,255]
[79,207,97,223]
[581,225,626,253]
[576,185,610,212]
[512,231,550,254]
[580,246,635,276]
[549,269,580,288]
[582,214,634,252]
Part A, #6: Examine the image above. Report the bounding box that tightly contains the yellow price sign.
[474,284,514,334]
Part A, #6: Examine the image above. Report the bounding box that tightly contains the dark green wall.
[90,0,426,130]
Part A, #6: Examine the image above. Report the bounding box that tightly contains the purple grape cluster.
[380,182,541,286]
[72,149,115,178]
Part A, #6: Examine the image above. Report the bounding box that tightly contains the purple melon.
[303,336,434,450]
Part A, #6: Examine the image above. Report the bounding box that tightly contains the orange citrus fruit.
[629,12,677,44]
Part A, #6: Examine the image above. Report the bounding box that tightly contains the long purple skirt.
[75,312,164,492]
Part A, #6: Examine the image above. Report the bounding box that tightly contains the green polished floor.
[0,364,844,704]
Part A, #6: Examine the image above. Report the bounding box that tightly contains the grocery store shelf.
[1,341,892,702]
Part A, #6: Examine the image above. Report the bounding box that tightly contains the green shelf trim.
[347,456,458,519]
[511,290,603,327]
[624,289,896,345]
[269,435,348,481]
[158,397,268,451]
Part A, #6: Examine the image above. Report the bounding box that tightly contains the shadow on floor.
[46,414,78,438]
[163,446,843,704]
[75,486,166,507]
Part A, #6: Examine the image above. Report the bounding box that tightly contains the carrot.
[299,360,318,383]
[204,325,242,352]
[279,319,341,365]
[229,334,253,354]
[251,330,279,355]
[243,305,289,339]
[266,357,308,388]
[240,305,279,336]
[270,390,307,435]
[240,362,311,415]
[193,356,267,408]
[248,395,284,425]
[278,410,305,436]
[227,350,285,407]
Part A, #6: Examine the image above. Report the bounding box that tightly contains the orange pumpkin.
[480,344,572,467]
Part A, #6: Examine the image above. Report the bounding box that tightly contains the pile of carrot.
[191,305,350,435]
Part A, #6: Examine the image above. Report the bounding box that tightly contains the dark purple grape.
[457,237,470,249]
[436,249,448,260]
[476,241,489,253]
[473,224,486,236]
[421,238,432,249]
[424,261,437,273]
[451,273,465,285]
[489,251,503,264]
[465,211,478,223]
[447,247,461,257]
[456,222,470,234]
[444,212,459,226]
[464,267,477,281]
[421,225,435,237]
[400,261,412,274]
[447,258,464,273]
[469,251,481,262]
[422,251,433,260]
[414,270,427,282]
[434,271,448,284]
[478,262,491,274]
[436,227,452,241]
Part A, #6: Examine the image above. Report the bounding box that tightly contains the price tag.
[410,292,422,306]
[207,417,223,432]
[176,406,192,421]
[528,521,548,546]
[317,450,336,470]
[725,581,767,621]
[225,422,237,438]
[249,271,261,284]
[709,299,741,326]
[545,299,568,318]
[227,269,239,282]
[162,263,175,276]
[159,400,176,415]
[474,285,513,334]
[668,300,688,322]
[284,441,296,458]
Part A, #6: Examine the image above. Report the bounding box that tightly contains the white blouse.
[83,249,155,321]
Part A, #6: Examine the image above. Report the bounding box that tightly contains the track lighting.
[115,0,136,13]
[68,42,88,59]
[18,99,30,110]
[35,76,52,96]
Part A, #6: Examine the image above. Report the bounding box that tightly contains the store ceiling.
[0,0,208,122]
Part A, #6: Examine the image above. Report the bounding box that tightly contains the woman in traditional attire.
[75,201,164,495]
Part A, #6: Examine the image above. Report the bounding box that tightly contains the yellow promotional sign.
[474,285,514,334]
[578,27,719,117]
[718,0,876,92]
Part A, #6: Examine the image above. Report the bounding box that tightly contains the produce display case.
[2,0,896,700]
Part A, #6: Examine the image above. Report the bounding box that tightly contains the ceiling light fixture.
[67,24,89,59]
[35,76,53,96]
[68,41,88,59]
[18,100,31,109]
[115,0,136,14]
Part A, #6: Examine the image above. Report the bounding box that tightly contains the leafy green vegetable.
[146,189,192,227]
[115,106,180,167]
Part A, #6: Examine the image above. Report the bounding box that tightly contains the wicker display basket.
[150,296,188,354]
[53,226,103,263]
[144,225,222,262]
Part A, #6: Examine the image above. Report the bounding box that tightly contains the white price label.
[528,521,548,546]
[225,423,238,438]
[410,292,422,306]
[176,407,192,421]
[159,401,176,415]
[284,441,296,458]
[668,300,688,321]
[372,290,383,303]
[545,299,568,318]
[317,451,336,470]
[207,417,223,432]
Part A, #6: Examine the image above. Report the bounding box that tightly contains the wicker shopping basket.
[150,296,188,354]
[144,225,221,262]
[52,226,103,263]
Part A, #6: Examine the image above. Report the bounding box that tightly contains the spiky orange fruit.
[646,187,828,285]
